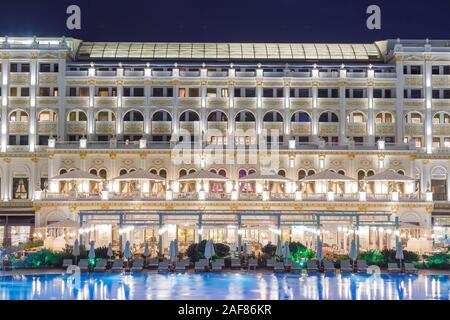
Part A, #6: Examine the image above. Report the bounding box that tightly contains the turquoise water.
[0,273,448,300]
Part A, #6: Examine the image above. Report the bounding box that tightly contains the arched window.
[9,110,29,122]
[67,110,87,122]
[367,170,375,177]
[398,170,405,176]
[119,169,128,176]
[89,169,98,176]
[263,111,283,122]
[179,169,187,178]
[207,111,228,122]
[319,112,338,123]
[124,110,144,122]
[96,110,116,122]
[150,169,158,175]
[38,110,58,122]
[307,170,316,176]
[239,169,247,178]
[376,112,394,124]
[180,111,200,122]
[248,169,256,175]
[433,112,450,124]
[59,169,68,175]
[291,112,311,123]
[218,169,227,177]
[338,170,346,176]
[405,112,423,124]
[347,112,366,123]
[152,111,172,122]
[98,169,107,179]
[188,169,196,175]
[357,170,366,180]
[235,111,256,122]
[159,169,167,179]
[278,170,286,177]
[298,170,307,180]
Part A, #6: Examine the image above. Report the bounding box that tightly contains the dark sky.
[0,0,449,42]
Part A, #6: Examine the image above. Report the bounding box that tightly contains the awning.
[178,169,229,182]
[51,169,103,182]
[240,172,291,182]
[301,170,356,182]
[364,170,415,182]
[46,219,80,229]
[113,169,165,182]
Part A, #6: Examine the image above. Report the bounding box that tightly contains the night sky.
[0,0,449,42]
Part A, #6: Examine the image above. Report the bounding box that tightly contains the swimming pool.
[0,273,447,300]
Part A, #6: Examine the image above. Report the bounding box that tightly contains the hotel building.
[0,36,448,255]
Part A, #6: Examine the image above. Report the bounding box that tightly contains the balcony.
[123,121,144,134]
[235,71,256,77]
[207,122,228,133]
[290,72,311,78]
[374,72,396,79]
[96,70,117,77]
[235,122,256,132]
[9,97,30,108]
[179,71,200,77]
[151,97,173,107]
[319,123,339,136]
[433,124,450,135]
[262,98,284,108]
[290,98,312,108]
[180,122,200,133]
[37,97,59,108]
[291,122,311,135]
[234,97,257,109]
[376,123,396,136]
[38,121,58,135]
[66,122,87,135]
[9,121,28,134]
[65,97,89,108]
[433,99,450,108]
[178,97,201,108]
[152,71,172,77]
[95,97,117,108]
[318,98,339,108]
[373,98,396,108]
[151,121,172,134]
[263,71,285,77]
[319,71,339,78]
[346,98,368,108]
[124,70,144,77]
[122,97,146,107]
[65,70,88,77]
[347,123,367,136]
[404,123,424,136]
[347,72,367,78]
[9,73,30,85]
[263,122,284,132]
[38,73,58,85]
[207,97,228,108]
[207,71,228,77]
[95,121,116,134]
[404,75,423,87]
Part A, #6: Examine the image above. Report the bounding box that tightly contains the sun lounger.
[194,261,207,272]
[404,263,418,274]
[388,263,401,273]
[131,260,144,273]
[231,258,241,269]
[78,259,89,273]
[215,259,225,267]
[307,260,320,274]
[266,259,276,269]
[211,261,223,272]
[147,258,159,269]
[357,260,368,274]
[62,259,73,268]
[273,262,286,273]
[287,261,302,273]
[93,259,107,273]
[323,260,336,274]
[340,260,353,273]
[158,261,171,273]
[248,259,258,271]
[111,259,124,273]
[174,261,189,273]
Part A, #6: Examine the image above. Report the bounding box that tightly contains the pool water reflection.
[0,273,448,300]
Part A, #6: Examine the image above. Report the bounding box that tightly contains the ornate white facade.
[0,37,448,254]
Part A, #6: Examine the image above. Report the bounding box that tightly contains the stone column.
[57,54,67,141]
[424,52,433,154]
[339,68,347,144]
[29,57,38,152]
[1,59,9,152]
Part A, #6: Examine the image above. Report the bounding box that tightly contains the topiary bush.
[423,252,449,270]
[262,244,276,257]
[185,241,230,262]
[214,243,230,258]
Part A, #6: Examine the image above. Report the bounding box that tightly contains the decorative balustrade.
[67,122,87,134]
[96,121,116,134]
[9,121,29,134]
[123,121,144,134]
[37,122,58,134]
[151,121,172,134]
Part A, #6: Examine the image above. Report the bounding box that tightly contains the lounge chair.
[78,259,89,273]
[307,260,320,274]
[93,259,107,273]
[215,259,225,267]
[248,259,258,271]
[323,260,337,274]
[287,261,302,274]
[266,259,276,269]
[131,260,144,273]
[340,260,354,274]
[194,261,207,272]
[211,261,223,272]
[174,261,189,273]
[158,261,171,273]
[388,263,401,273]
[62,259,73,269]
[147,258,159,269]
[357,260,368,274]
[273,262,286,273]
[231,258,241,269]
[404,263,418,274]
[111,260,124,273]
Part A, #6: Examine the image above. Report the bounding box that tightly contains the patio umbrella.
[364,170,415,182]
[204,240,213,261]
[124,241,132,269]
[396,241,404,268]
[275,238,283,257]
[316,240,324,262]
[283,241,291,262]
[168,240,177,262]
[51,169,104,182]
[242,242,248,256]
[88,241,95,260]
[301,170,356,182]
[113,169,165,182]
[72,239,80,264]
[107,243,113,260]
[210,240,216,257]
[349,240,358,269]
